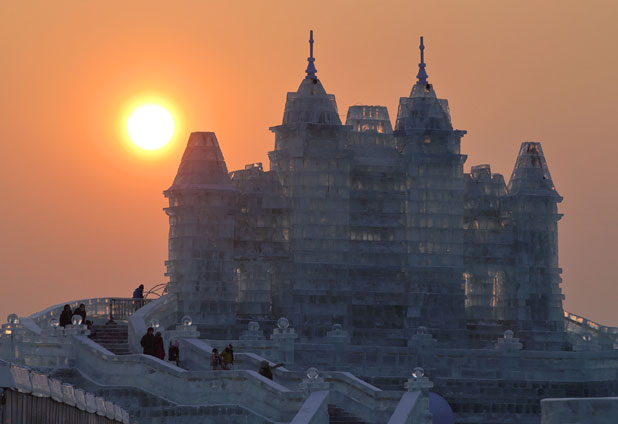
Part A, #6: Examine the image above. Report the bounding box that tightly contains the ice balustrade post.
[326,323,351,344]
[495,330,523,351]
[403,367,433,424]
[241,321,265,340]
[300,367,329,393]
[407,326,437,349]
[271,317,297,364]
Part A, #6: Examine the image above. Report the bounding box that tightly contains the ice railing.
[564,311,618,336]
[1,359,130,423]
[27,297,152,329]
[179,338,399,423]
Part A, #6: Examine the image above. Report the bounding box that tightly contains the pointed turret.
[395,36,454,133]
[279,30,341,126]
[168,132,233,191]
[508,142,561,198]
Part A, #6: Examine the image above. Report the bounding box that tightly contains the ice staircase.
[89,322,131,355]
[328,404,368,424]
[51,369,277,424]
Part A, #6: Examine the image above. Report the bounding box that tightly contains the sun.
[127,104,175,150]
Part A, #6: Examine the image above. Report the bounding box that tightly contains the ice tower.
[268,31,352,339]
[507,142,565,349]
[164,132,238,337]
[394,37,468,344]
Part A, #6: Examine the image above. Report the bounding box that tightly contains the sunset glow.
[127,104,174,150]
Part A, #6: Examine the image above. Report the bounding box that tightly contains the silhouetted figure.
[258,360,284,380]
[221,344,234,369]
[133,284,144,299]
[72,303,86,322]
[168,339,180,366]
[140,327,155,356]
[154,331,165,360]
[210,348,226,370]
[59,304,73,328]
[73,303,93,329]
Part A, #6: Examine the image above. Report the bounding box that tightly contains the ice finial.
[305,30,317,80]
[416,36,428,85]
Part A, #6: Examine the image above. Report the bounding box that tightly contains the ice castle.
[1,32,617,424]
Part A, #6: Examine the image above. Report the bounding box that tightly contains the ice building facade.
[2,32,618,424]
[166,35,565,351]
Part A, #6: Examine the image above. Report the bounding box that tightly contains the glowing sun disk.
[128,104,175,150]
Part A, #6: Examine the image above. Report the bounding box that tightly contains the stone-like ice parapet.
[30,371,50,397]
[75,388,87,410]
[10,365,31,393]
[49,378,63,402]
[541,397,618,424]
[62,383,76,406]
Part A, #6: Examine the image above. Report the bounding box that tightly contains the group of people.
[140,327,180,366]
[210,345,235,370]
[140,328,284,378]
[59,303,91,328]
[210,346,284,380]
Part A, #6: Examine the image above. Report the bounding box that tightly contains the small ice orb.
[7,314,19,325]
[277,317,289,330]
[150,319,160,329]
[181,316,193,327]
[248,321,259,332]
[72,315,83,326]
[412,367,424,379]
[332,323,343,332]
[49,318,60,328]
[306,367,319,380]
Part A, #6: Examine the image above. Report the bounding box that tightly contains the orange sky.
[1,0,617,325]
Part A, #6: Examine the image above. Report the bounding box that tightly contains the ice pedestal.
[407,327,437,349]
[495,331,523,351]
[404,368,433,424]
[240,321,265,340]
[271,327,297,364]
[326,325,351,344]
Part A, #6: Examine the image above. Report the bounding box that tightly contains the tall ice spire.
[416,36,428,84]
[305,30,317,80]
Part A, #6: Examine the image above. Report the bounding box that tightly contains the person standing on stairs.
[140,327,156,356]
[221,344,234,369]
[154,331,165,360]
[59,305,73,328]
[168,339,180,366]
[73,303,91,329]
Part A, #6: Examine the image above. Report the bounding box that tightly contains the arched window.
[463,272,472,308]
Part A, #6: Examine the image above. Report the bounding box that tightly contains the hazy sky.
[1,1,617,325]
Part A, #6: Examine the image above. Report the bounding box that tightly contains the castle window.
[463,272,472,308]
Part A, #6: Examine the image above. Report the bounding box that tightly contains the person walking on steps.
[258,360,284,380]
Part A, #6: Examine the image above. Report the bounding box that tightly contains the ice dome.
[429,392,455,424]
